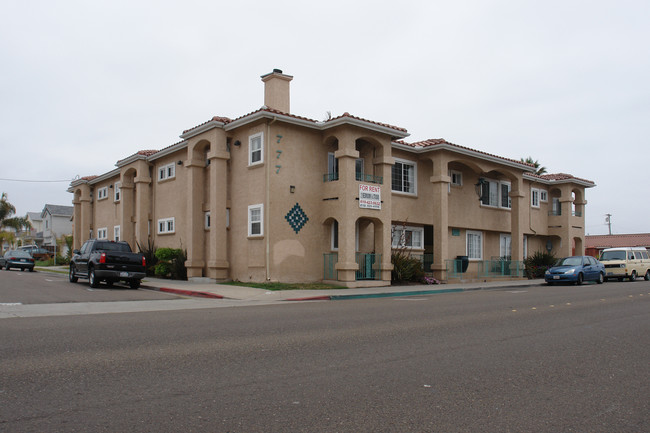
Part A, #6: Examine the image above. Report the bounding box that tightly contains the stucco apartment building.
[68,70,595,287]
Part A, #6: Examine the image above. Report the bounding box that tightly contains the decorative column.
[120,181,135,247]
[73,184,92,249]
[558,187,574,257]
[509,177,526,273]
[375,154,395,283]
[207,139,230,280]
[134,170,151,249]
[333,134,360,283]
[430,156,450,280]
[185,157,205,279]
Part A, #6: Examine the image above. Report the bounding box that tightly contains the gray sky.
[1,0,648,235]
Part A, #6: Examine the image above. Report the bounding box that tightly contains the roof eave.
[179,119,228,140]
[393,141,535,173]
[523,173,596,188]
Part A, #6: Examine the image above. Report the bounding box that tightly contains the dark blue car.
[545,255,605,285]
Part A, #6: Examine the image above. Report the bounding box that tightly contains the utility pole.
[605,214,612,235]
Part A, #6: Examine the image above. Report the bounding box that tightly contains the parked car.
[599,247,650,282]
[545,255,605,285]
[69,240,146,289]
[18,245,52,260]
[1,250,35,272]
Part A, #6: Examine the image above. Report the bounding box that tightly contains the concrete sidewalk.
[140,277,545,302]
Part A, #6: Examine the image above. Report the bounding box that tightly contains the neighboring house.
[68,70,595,286]
[19,212,44,246]
[41,204,73,254]
[585,233,650,258]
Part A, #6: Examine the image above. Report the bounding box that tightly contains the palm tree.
[0,192,31,234]
[520,157,547,175]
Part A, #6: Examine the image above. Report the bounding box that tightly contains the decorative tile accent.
[285,203,309,234]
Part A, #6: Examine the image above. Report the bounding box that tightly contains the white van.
[599,247,650,282]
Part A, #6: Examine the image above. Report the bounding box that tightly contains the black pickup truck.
[69,240,146,289]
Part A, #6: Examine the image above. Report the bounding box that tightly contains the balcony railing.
[355,173,383,184]
[323,253,338,280]
[323,172,383,184]
[548,210,562,216]
[445,259,525,279]
[323,173,339,182]
[572,210,582,217]
[411,254,434,272]
[356,253,381,280]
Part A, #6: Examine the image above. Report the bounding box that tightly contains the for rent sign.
[359,184,381,210]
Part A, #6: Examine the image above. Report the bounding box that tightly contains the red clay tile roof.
[80,175,98,181]
[395,138,536,169]
[182,116,233,134]
[585,234,650,248]
[326,112,408,133]
[116,149,160,165]
[182,108,408,136]
[530,172,595,185]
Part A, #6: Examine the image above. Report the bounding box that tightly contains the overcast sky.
[1,0,648,235]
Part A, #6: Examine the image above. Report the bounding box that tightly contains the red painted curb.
[159,287,224,299]
[285,295,332,301]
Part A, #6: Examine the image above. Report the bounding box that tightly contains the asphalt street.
[1,279,649,432]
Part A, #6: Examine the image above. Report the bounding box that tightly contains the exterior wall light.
[474,177,487,200]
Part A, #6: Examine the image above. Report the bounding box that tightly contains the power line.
[0,178,73,183]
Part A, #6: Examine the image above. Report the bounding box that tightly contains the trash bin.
[456,255,469,273]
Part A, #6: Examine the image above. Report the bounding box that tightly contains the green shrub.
[524,250,556,279]
[154,247,187,280]
[391,250,425,283]
[137,239,158,277]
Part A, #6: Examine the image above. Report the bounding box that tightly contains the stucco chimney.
[261,69,293,113]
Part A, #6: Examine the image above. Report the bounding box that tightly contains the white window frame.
[157,217,175,234]
[248,204,263,237]
[97,227,108,240]
[204,212,211,230]
[523,235,528,258]
[466,230,483,260]
[114,183,121,202]
[449,170,463,186]
[500,181,511,209]
[249,132,264,166]
[114,226,120,241]
[531,188,540,208]
[158,163,176,181]
[539,189,548,202]
[480,179,511,209]
[331,220,339,251]
[391,225,424,249]
[500,234,512,259]
[97,187,108,201]
[391,158,417,195]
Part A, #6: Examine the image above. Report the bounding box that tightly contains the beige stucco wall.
[70,116,591,284]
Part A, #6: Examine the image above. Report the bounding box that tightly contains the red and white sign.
[359,184,381,210]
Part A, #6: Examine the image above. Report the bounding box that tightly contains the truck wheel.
[89,268,100,288]
[129,280,141,290]
[645,270,650,281]
[69,265,78,283]
[629,271,637,282]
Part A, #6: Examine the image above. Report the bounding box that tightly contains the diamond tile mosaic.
[285,203,309,234]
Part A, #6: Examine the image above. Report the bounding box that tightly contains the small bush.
[137,239,158,277]
[154,248,187,280]
[36,255,69,266]
[524,250,556,279]
[391,250,425,283]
